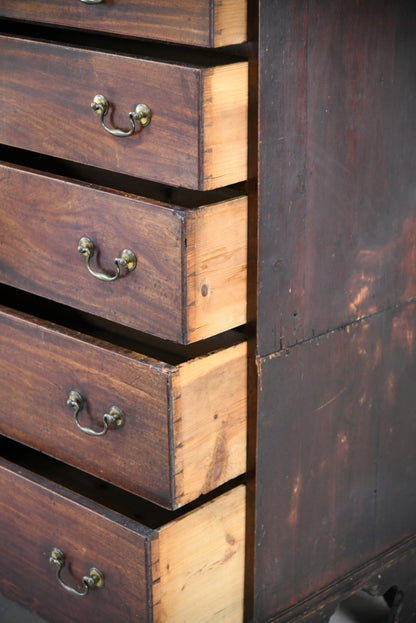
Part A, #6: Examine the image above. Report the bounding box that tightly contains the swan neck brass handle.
[67,390,124,437]
[77,236,137,282]
[49,548,104,597]
[91,94,151,137]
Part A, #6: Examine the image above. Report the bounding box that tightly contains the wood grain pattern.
[255,302,416,619]
[152,485,245,622]
[186,195,248,342]
[268,535,416,622]
[0,457,150,623]
[172,341,247,506]
[202,63,249,190]
[0,0,247,48]
[258,0,416,353]
[0,456,245,623]
[0,163,247,343]
[0,304,246,509]
[0,37,248,190]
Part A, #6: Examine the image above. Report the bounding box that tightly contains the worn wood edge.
[151,485,246,622]
[267,535,416,623]
[212,0,248,47]
[0,303,175,373]
[0,455,153,539]
[202,62,248,189]
[185,195,248,343]
[171,341,247,508]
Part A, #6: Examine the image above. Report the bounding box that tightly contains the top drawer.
[0,1,247,48]
[0,36,248,190]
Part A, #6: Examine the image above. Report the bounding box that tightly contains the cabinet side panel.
[254,303,416,619]
[258,0,416,353]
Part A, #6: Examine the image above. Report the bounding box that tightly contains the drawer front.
[0,37,248,190]
[0,0,247,48]
[0,304,247,509]
[0,163,247,344]
[0,455,245,623]
[0,456,150,623]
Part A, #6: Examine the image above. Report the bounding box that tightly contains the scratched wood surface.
[266,535,416,622]
[257,0,416,354]
[255,302,416,619]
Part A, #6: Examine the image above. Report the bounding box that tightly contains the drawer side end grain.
[202,63,248,190]
[186,196,248,342]
[172,341,247,507]
[151,485,245,623]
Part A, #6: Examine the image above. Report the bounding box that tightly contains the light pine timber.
[213,0,248,47]
[172,340,247,507]
[202,62,249,190]
[185,196,248,343]
[152,485,246,623]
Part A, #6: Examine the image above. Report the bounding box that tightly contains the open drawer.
[0,444,245,623]
[0,162,247,344]
[0,35,248,190]
[0,0,247,48]
[0,290,247,509]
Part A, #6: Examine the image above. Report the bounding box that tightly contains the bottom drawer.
[0,442,245,623]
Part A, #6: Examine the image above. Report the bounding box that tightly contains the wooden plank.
[0,0,247,48]
[202,63,248,190]
[257,0,308,354]
[213,0,248,47]
[255,302,416,619]
[258,0,416,353]
[185,196,248,343]
[172,341,247,507]
[0,37,248,190]
[152,485,245,623]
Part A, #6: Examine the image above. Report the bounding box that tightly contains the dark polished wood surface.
[255,1,416,620]
[0,0,247,48]
[255,303,416,618]
[257,0,416,354]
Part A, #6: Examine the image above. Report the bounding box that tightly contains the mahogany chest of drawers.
[1,2,416,622]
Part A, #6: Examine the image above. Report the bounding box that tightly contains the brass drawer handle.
[80,0,103,4]
[91,94,151,137]
[67,390,125,437]
[77,236,137,282]
[49,548,104,597]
